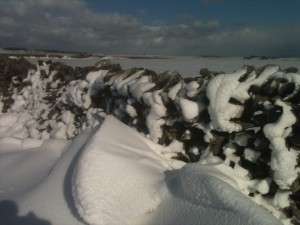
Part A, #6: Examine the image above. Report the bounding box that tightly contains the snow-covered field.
[1,55,300,225]
[26,55,300,77]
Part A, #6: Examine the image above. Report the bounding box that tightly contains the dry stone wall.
[1,56,300,224]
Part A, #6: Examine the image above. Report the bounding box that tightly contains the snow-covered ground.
[0,116,283,225]
[26,56,102,69]
[26,55,300,77]
[1,55,300,225]
[112,56,300,77]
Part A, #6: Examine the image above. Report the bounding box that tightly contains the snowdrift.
[0,116,283,225]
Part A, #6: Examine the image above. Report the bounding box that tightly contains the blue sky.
[88,0,300,27]
[0,0,299,56]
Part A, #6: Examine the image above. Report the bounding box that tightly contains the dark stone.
[283,207,294,219]
[291,193,300,203]
[172,153,189,163]
[229,97,243,105]
[166,122,186,141]
[292,104,300,114]
[263,180,279,197]
[134,119,149,135]
[284,67,298,73]
[164,99,179,116]
[230,143,245,156]
[189,153,201,162]
[199,68,213,79]
[200,68,221,78]
[117,112,132,125]
[90,86,112,109]
[164,72,182,89]
[198,109,211,124]
[249,85,261,94]
[103,74,114,83]
[0,56,36,112]
[261,79,279,96]
[288,134,300,150]
[182,127,208,162]
[263,104,283,124]
[278,82,295,98]
[148,71,171,91]
[0,56,36,81]
[249,192,255,197]
[95,60,122,72]
[75,66,96,79]
[144,69,158,77]
[183,77,197,83]
[37,59,45,66]
[252,113,267,127]
[210,133,229,160]
[256,65,277,77]
[239,158,270,179]
[253,130,271,155]
[292,179,300,194]
[121,68,142,80]
[286,89,300,104]
[238,66,256,82]
[49,62,76,83]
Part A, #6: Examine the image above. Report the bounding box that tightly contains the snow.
[2,55,300,225]
[86,70,110,96]
[0,138,68,198]
[243,147,261,162]
[73,116,178,225]
[0,129,93,225]
[62,80,91,109]
[26,56,300,78]
[129,75,155,100]
[0,137,44,153]
[207,68,246,132]
[111,56,300,77]
[168,82,182,100]
[26,56,103,69]
[126,104,137,117]
[143,165,281,225]
[263,100,300,189]
[143,90,167,143]
[0,112,32,138]
[179,98,199,121]
[0,115,283,225]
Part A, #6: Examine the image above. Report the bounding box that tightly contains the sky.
[0,0,299,57]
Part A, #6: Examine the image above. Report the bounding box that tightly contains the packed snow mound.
[73,116,182,225]
[0,138,68,198]
[73,116,283,225]
[0,128,98,224]
[145,165,283,225]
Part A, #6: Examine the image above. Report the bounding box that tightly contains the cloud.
[192,25,300,57]
[0,0,299,56]
[0,0,140,51]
